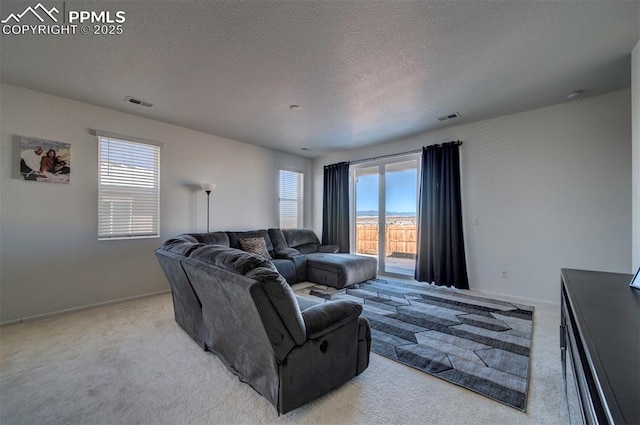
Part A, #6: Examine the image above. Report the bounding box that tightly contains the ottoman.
[306,253,377,289]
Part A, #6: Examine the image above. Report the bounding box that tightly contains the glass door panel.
[354,167,379,264]
[384,160,418,275]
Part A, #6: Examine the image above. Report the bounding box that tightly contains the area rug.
[295,278,534,411]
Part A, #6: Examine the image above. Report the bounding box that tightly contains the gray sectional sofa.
[181,228,377,288]
[155,229,374,414]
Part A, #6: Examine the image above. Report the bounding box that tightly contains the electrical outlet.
[500,270,509,279]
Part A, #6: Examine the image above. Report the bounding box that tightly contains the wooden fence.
[356,223,417,258]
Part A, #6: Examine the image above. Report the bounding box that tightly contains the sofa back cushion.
[182,232,230,247]
[245,267,306,345]
[227,230,275,258]
[159,238,203,256]
[190,245,275,275]
[268,228,288,252]
[183,250,306,355]
[282,229,321,254]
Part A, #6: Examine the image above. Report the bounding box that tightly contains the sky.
[356,169,417,213]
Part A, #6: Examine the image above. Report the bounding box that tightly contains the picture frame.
[630,267,640,289]
[19,136,71,183]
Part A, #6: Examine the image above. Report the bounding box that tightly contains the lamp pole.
[200,183,216,233]
[205,189,211,232]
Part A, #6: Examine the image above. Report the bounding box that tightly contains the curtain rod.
[348,148,421,165]
[348,141,463,166]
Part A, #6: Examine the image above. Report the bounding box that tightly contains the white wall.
[632,39,640,272]
[0,83,310,323]
[313,89,632,303]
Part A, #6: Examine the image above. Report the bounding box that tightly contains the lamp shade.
[201,182,217,192]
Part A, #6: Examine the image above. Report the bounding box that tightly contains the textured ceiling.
[1,1,638,157]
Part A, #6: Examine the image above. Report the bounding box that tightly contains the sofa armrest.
[318,245,340,253]
[356,317,371,375]
[275,248,302,259]
[301,300,362,340]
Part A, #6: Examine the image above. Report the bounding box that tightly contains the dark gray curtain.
[415,142,469,289]
[322,162,350,252]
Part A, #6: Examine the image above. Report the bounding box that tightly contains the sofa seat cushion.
[292,243,320,254]
[295,295,320,311]
[306,254,377,289]
[271,258,297,284]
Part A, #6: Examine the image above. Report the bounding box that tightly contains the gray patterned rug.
[295,278,534,411]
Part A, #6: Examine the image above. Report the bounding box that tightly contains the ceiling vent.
[437,112,461,122]
[126,96,153,108]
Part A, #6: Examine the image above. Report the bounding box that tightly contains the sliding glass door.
[352,155,419,276]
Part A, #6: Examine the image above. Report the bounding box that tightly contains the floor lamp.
[201,182,216,232]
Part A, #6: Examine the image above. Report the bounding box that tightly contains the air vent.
[126,96,153,108]
[437,112,460,122]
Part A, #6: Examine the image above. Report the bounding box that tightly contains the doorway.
[352,155,420,276]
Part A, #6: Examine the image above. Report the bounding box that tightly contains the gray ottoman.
[306,253,377,289]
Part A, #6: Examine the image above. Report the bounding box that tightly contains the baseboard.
[466,288,560,307]
[0,290,171,327]
[377,273,559,306]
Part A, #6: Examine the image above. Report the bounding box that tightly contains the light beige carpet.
[0,286,567,425]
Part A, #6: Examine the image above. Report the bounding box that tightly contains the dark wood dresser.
[560,269,640,425]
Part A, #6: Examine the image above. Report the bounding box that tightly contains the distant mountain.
[356,210,416,217]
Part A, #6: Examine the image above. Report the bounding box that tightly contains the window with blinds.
[279,169,304,229]
[98,135,161,240]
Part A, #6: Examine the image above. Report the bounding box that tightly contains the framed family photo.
[19,137,71,184]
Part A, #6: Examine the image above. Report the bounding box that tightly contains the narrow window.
[98,134,161,240]
[279,169,304,229]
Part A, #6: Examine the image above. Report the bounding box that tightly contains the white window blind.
[279,169,304,229]
[98,135,160,240]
